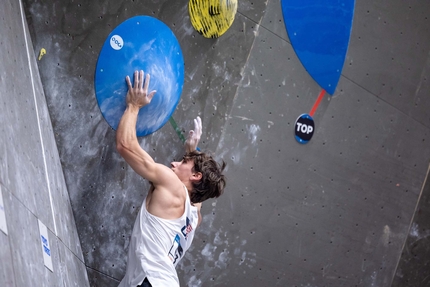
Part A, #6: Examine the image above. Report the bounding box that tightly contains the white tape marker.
[38,219,54,272]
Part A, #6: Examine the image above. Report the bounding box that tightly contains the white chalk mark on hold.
[0,187,8,235]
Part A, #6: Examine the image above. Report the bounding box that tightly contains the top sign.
[294,114,315,144]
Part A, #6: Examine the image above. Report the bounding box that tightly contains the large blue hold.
[95,16,184,136]
[281,0,355,95]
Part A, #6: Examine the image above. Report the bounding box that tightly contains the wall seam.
[390,162,430,286]
[18,0,58,236]
[215,11,263,156]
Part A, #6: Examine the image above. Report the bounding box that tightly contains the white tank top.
[118,186,199,287]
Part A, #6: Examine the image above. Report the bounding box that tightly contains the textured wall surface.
[0,0,89,286]
[21,0,430,286]
[392,166,430,287]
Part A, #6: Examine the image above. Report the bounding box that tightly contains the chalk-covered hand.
[125,70,156,108]
[185,116,202,153]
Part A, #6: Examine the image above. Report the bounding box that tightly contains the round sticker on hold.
[110,35,123,50]
[294,113,315,144]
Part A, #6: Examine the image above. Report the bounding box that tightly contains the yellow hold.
[38,48,46,61]
[189,0,238,39]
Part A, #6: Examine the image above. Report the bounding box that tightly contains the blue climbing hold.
[95,16,184,136]
[281,0,355,95]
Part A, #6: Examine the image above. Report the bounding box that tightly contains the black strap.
[137,277,152,287]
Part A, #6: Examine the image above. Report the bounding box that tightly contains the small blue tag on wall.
[281,0,355,95]
[95,16,184,137]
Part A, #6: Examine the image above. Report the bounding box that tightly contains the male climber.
[116,70,226,287]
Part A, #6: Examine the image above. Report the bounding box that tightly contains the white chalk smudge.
[410,223,419,237]
[243,75,251,87]
[247,124,260,144]
[201,243,216,260]
[239,251,247,265]
[381,225,390,247]
[233,115,253,121]
[186,275,202,287]
[370,271,378,287]
[253,24,260,37]
[216,249,229,269]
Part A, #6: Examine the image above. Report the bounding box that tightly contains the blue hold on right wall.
[281,0,355,95]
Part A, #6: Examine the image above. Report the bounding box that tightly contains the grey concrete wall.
[22,0,430,286]
[0,0,89,286]
[392,166,430,286]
